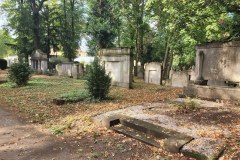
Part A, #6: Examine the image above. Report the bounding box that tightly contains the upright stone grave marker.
[144,62,162,85]
[98,48,133,88]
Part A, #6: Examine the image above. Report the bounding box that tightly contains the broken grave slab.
[119,116,193,153]
[181,138,225,160]
[92,113,122,128]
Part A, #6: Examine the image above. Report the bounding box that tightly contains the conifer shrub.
[0,59,7,70]
[86,58,111,100]
[8,62,32,86]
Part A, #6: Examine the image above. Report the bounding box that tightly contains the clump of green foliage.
[8,62,32,86]
[170,98,199,113]
[58,89,90,103]
[85,58,111,100]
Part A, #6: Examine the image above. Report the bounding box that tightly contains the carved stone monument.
[30,49,48,74]
[98,48,133,88]
[184,41,240,100]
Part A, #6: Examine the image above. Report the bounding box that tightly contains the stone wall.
[98,48,133,88]
[195,41,240,83]
[144,62,162,85]
[56,62,83,79]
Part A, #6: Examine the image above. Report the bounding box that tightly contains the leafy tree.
[58,0,84,61]
[86,0,120,55]
[0,29,15,58]
[1,0,33,62]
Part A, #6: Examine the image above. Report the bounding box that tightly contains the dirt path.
[0,105,175,160]
[0,106,82,160]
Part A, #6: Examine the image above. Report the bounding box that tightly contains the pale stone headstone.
[144,62,162,85]
[56,62,83,79]
[171,71,189,88]
[98,48,133,88]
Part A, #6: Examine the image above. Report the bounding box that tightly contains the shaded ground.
[0,105,191,160]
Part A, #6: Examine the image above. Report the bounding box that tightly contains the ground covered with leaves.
[0,70,239,159]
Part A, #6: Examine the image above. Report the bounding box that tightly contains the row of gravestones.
[98,41,240,101]
[30,41,240,100]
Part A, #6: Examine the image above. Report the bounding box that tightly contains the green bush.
[8,62,32,86]
[58,89,90,103]
[0,59,7,70]
[86,58,111,100]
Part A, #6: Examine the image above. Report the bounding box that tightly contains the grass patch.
[57,89,91,103]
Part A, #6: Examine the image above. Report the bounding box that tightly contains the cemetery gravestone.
[184,41,240,100]
[98,48,133,88]
[144,62,162,85]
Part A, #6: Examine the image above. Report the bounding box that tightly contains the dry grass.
[0,74,182,135]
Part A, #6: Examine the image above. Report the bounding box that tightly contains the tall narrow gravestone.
[184,41,240,100]
[98,48,133,88]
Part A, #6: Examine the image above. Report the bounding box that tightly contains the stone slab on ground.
[181,138,225,160]
[120,116,193,153]
[111,124,161,147]
[92,101,229,139]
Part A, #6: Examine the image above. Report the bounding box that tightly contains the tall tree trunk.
[29,0,46,50]
[139,0,144,79]
[33,9,40,49]
[162,37,170,80]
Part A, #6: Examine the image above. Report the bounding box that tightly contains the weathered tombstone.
[144,62,162,85]
[56,62,83,79]
[31,49,48,74]
[98,48,133,88]
[171,70,189,88]
[184,41,240,100]
[72,63,83,79]
[195,41,240,83]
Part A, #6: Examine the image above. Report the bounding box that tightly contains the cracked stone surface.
[181,138,225,160]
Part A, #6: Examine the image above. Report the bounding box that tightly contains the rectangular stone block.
[171,71,189,88]
[98,48,133,88]
[181,138,225,160]
[184,84,240,100]
[145,62,162,85]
